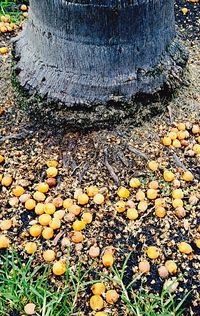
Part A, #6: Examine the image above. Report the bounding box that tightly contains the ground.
[0,1,200,316]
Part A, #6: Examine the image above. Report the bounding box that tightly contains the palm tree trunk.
[14,0,188,107]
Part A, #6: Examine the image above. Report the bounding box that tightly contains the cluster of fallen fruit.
[0,121,199,314]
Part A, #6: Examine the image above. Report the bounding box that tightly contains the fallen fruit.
[29,224,42,237]
[117,186,130,199]
[42,227,54,240]
[93,193,104,204]
[44,203,56,215]
[25,242,37,254]
[90,295,104,311]
[115,200,126,213]
[0,219,12,230]
[87,186,99,197]
[158,266,169,279]
[89,246,100,258]
[39,214,52,226]
[33,191,46,202]
[155,206,166,218]
[138,260,150,273]
[43,249,56,262]
[148,160,158,171]
[182,171,194,181]
[63,198,73,209]
[129,177,141,188]
[163,170,175,182]
[53,261,66,275]
[49,218,61,230]
[71,231,84,243]
[35,203,45,215]
[25,199,36,210]
[46,167,58,178]
[12,186,25,197]
[0,235,10,248]
[147,189,158,200]
[172,189,184,199]
[178,242,193,254]
[78,193,89,205]
[147,246,160,259]
[1,175,12,186]
[127,208,138,220]
[165,260,177,274]
[0,47,9,54]
[92,283,106,295]
[37,182,49,193]
[105,290,119,304]
[102,253,114,267]
[72,220,86,231]
[82,212,93,224]
[24,303,36,315]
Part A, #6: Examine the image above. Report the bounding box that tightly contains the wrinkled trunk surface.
[14,0,188,109]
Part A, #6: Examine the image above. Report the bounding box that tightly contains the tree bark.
[14,0,188,108]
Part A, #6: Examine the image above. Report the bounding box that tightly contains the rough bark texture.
[14,0,188,109]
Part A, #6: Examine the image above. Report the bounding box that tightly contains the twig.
[117,151,129,167]
[79,162,89,183]
[127,145,148,161]
[71,161,84,176]
[0,130,34,144]
[104,147,119,185]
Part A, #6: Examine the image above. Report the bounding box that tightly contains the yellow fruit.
[53,261,66,275]
[172,199,183,208]
[43,249,56,262]
[44,203,56,215]
[33,191,46,202]
[138,260,150,273]
[20,4,27,11]
[71,231,84,243]
[148,160,158,171]
[155,207,166,218]
[115,200,126,213]
[25,242,37,254]
[192,124,200,134]
[129,178,141,188]
[177,123,186,131]
[0,155,5,163]
[172,189,184,199]
[82,212,93,224]
[165,260,177,274]
[182,171,194,181]
[47,160,58,168]
[46,167,58,178]
[42,227,54,240]
[95,313,107,316]
[90,295,104,311]
[92,283,106,295]
[78,193,89,205]
[127,208,138,220]
[178,242,192,254]
[93,194,104,204]
[25,199,36,210]
[54,210,65,220]
[37,182,49,193]
[49,218,61,230]
[136,190,145,201]
[117,187,130,199]
[172,139,181,148]
[163,170,175,182]
[193,144,200,154]
[105,290,119,304]
[168,132,177,140]
[0,235,10,248]
[147,189,157,200]
[162,137,171,146]
[39,214,51,226]
[35,203,45,215]
[87,186,99,197]
[155,198,165,207]
[177,131,186,140]
[29,224,42,237]
[181,7,189,15]
[23,12,28,18]
[102,253,114,267]
[197,136,200,144]
[1,175,12,186]
[68,204,81,216]
[138,200,148,212]
[0,47,9,54]
[12,186,25,197]
[63,198,73,209]
[72,220,86,231]
[0,219,12,230]
[148,181,159,190]
[146,246,160,259]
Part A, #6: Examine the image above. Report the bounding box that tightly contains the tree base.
[13,33,188,108]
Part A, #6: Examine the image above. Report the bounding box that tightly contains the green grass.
[0,250,97,316]
[0,1,29,24]
[0,250,189,316]
[104,252,189,316]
